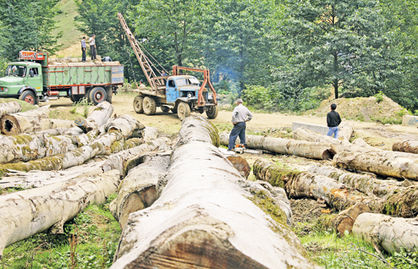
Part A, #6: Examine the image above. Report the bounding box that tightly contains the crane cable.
[137,41,169,76]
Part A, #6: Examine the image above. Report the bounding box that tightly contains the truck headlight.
[0,87,8,92]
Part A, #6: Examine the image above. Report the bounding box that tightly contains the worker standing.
[81,37,87,62]
[89,34,97,60]
[228,99,253,151]
[326,103,342,138]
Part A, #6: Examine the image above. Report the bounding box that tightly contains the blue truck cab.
[166,75,204,103]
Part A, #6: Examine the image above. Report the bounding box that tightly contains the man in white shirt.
[228,99,253,150]
[89,34,96,60]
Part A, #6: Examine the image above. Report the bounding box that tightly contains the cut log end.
[0,116,20,135]
[227,156,251,179]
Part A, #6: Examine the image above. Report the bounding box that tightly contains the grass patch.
[0,196,121,268]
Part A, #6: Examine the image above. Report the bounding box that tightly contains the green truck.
[0,51,124,105]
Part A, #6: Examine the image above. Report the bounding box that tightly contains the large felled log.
[0,169,121,257]
[220,132,335,160]
[338,122,353,141]
[0,101,22,117]
[112,116,316,269]
[333,148,418,180]
[0,105,49,135]
[253,159,417,217]
[110,154,170,228]
[293,127,339,144]
[352,213,418,253]
[75,101,113,132]
[0,137,171,189]
[393,140,418,154]
[0,115,144,175]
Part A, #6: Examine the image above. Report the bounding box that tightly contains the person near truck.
[81,37,87,62]
[89,34,97,60]
[228,99,253,151]
[327,103,341,138]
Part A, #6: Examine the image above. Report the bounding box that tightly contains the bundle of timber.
[220,132,335,160]
[112,116,318,268]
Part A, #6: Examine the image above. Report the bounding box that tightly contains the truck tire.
[177,102,191,120]
[143,96,156,115]
[206,105,218,119]
[19,90,37,105]
[89,87,107,105]
[133,95,144,114]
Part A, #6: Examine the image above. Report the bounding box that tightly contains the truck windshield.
[176,77,200,87]
[5,65,27,77]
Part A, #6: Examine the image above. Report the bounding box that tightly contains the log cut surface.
[0,106,49,135]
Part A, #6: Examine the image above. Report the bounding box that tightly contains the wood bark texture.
[0,169,121,257]
[0,101,22,117]
[293,127,339,144]
[1,137,171,189]
[333,148,418,180]
[352,213,418,253]
[220,132,335,160]
[0,105,49,135]
[393,140,418,154]
[338,122,353,141]
[110,154,170,228]
[112,116,317,269]
[75,101,113,132]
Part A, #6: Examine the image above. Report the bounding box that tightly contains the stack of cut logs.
[0,99,416,267]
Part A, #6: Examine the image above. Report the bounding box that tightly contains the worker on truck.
[228,99,253,151]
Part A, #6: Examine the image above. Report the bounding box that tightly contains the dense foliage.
[0,0,416,111]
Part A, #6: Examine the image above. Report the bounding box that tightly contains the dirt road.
[48,93,418,149]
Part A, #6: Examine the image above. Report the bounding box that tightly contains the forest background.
[0,0,416,112]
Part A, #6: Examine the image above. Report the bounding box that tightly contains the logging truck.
[118,13,218,120]
[0,51,124,105]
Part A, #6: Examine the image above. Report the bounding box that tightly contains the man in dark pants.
[89,34,96,60]
[228,99,253,150]
[327,103,342,138]
[81,37,87,62]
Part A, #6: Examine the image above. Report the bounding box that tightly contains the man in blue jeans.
[327,103,341,138]
[228,99,253,150]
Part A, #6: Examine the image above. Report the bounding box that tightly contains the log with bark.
[293,127,339,144]
[0,169,121,257]
[220,132,335,160]
[0,105,49,135]
[352,213,418,253]
[333,148,418,180]
[393,140,418,154]
[75,101,113,132]
[253,159,417,217]
[0,115,145,175]
[338,122,353,141]
[0,101,22,117]
[0,137,171,189]
[112,116,317,269]
[110,154,170,228]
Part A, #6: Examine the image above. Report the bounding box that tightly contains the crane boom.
[117,13,166,90]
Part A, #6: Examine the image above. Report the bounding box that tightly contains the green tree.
[276,0,396,100]
[0,0,61,60]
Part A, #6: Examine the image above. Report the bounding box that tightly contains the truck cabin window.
[6,65,26,77]
[29,68,39,77]
[175,77,200,87]
[168,80,175,87]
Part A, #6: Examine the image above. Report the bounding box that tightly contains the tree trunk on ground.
[220,132,335,160]
[293,127,339,144]
[393,140,418,154]
[0,101,21,117]
[0,169,121,257]
[338,122,353,141]
[0,115,144,175]
[333,148,418,180]
[0,137,171,189]
[40,118,75,130]
[352,213,418,253]
[75,101,113,132]
[110,154,170,228]
[112,116,316,269]
[253,159,417,217]
[0,106,49,135]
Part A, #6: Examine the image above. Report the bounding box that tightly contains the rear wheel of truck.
[133,95,144,113]
[89,87,107,105]
[177,102,191,120]
[19,90,37,105]
[143,96,156,115]
[206,105,218,119]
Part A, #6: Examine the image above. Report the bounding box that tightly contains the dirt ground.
[46,93,418,149]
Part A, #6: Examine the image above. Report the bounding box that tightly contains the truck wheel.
[89,87,107,105]
[177,102,191,120]
[19,91,37,105]
[133,95,144,114]
[206,105,218,119]
[161,106,170,113]
[143,96,156,115]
